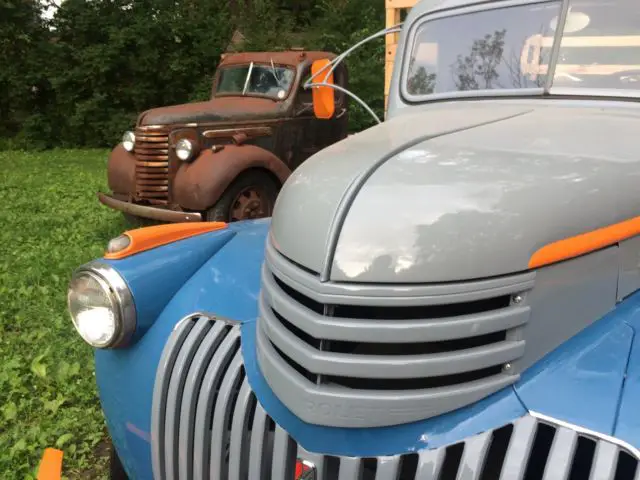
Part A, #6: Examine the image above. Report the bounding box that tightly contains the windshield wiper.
[270,58,282,87]
[242,61,254,95]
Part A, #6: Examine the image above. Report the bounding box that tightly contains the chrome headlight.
[67,261,135,348]
[122,131,135,152]
[175,138,193,161]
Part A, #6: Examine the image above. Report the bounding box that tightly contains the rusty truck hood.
[138,97,284,126]
[270,100,640,283]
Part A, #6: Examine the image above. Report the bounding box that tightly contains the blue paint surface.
[102,228,235,341]
[95,219,268,479]
[612,292,640,448]
[515,311,633,435]
[92,219,640,478]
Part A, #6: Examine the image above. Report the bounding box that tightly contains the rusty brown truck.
[99,50,349,224]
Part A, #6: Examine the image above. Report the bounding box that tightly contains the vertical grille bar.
[248,404,270,480]
[151,316,640,480]
[416,449,446,479]
[338,457,363,480]
[164,319,212,480]
[375,456,401,479]
[298,448,327,479]
[271,425,296,479]
[456,431,491,480]
[588,442,618,480]
[151,318,196,480]
[209,351,244,480]
[499,415,538,480]
[542,427,578,480]
[227,379,255,480]
[192,329,241,480]
[177,322,228,480]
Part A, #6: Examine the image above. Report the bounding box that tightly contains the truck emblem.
[295,458,316,480]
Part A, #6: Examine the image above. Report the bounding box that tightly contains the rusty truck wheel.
[205,170,279,223]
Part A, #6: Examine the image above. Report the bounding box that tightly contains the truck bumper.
[97,192,202,223]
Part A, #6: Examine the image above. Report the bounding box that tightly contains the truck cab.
[68,0,640,479]
[99,50,349,224]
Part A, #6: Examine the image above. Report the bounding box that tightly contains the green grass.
[0,149,129,479]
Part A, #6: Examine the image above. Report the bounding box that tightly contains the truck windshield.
[528,0,640,90]
[405,0,640,97]
[216,64,296,100]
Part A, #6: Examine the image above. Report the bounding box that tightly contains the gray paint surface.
[271,100,640,284]
[270,103,532,275]
[331,104,640,283]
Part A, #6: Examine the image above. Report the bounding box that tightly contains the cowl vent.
[256,238,535,428]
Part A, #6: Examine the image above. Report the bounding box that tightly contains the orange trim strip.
[529,215,640,269]
[37,448,63,480]
[104,221,228,260]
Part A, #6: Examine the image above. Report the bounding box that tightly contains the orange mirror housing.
[311,59,336,120]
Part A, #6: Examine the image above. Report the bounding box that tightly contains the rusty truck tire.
[205,170,280,222]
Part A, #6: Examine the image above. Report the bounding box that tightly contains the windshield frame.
[398,0,640,105]
[213,62,298,101]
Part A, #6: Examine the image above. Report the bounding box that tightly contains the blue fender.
[93,217,640,479]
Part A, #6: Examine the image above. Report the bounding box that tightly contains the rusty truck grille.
[150,314,640,480]
[134,126,170,204]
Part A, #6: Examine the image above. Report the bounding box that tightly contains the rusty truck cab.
[99,50,349,224]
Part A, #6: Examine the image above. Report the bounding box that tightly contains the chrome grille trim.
[192,328,240,479]
[499,415,537,479]
[177,321,227,480]
[151,314,640,480]
[455,431,491,480]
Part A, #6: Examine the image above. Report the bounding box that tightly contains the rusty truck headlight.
[175,138,194,161]
[67,261,135,348]
[122,131,135,152]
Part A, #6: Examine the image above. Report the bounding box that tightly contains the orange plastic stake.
[37,448,63,480]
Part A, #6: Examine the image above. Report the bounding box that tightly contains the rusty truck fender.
[172,144,291,211]
[107,144,136,195]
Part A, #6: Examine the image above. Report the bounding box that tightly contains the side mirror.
[311,59,336,119]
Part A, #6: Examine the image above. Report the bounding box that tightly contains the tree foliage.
[0,0,386,149]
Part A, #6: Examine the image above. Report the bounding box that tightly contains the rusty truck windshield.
[216,64,296,100]
[405,0,640,98]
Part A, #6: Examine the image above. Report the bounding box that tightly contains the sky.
[41,0,63,20]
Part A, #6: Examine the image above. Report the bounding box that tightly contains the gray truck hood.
[270,101,640,283]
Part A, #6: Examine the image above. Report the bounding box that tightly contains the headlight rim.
[122,130,136,152]
[175,138,194,162]
[68,261,136,349]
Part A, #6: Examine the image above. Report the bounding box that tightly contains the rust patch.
[107,145,136,195]
[203,126,272,139]
[173,145,291,211]
[218,50,336,67]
